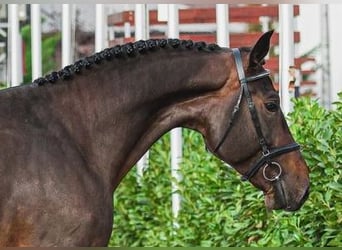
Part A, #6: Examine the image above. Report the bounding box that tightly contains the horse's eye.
[265,102,279,112]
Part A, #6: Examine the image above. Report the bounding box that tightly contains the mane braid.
[33,39,222,86]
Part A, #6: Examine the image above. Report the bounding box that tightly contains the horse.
[0,30,309,246]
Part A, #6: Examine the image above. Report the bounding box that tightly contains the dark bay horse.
[0,30,309,246]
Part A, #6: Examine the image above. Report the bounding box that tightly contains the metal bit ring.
[263,161,282,182]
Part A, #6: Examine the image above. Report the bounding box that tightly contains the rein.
[214,48,300,182]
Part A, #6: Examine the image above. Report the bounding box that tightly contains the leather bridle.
[213,48,300,182]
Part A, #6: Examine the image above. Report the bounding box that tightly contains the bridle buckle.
[262,149,271,157]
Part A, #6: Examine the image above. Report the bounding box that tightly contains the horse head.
[203,31,309,211]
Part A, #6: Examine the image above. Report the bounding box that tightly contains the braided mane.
[33,39,222,86]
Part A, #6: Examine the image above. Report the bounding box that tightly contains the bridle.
[213,48,300,183]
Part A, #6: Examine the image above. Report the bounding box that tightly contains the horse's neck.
[34,50,230,189]
[110,50,229,106]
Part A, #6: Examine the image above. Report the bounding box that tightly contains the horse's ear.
[248,30,274,68]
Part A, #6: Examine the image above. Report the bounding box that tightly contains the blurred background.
[0,4,341,109]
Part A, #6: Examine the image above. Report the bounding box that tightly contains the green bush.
[21,25,61,83]
[109,94,342,247]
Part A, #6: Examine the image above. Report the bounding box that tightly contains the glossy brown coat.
[0,32,309,246]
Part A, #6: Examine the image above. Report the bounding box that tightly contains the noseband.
[214,48,300,182]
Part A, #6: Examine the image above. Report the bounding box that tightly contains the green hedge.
[21,25,61,83]
[109,94,342,247]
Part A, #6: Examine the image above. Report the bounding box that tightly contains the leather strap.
[241,143,300,181]
[214,48,301,182]
[232,48,270,156]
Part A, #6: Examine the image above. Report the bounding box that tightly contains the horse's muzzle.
[264,181,309,211]
[285,186,310,212]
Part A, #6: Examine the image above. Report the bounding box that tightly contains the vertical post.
[167,4,179,38]
[108,5,116,42]
[8,4,22,87]
[216,4,229,47]
[124,23,131,38]
[62,4,72,67]
[123,4,131,39]
[135,4,150,182]
[108,26,115,41]
[260,4,271,60]
[95,4,106,53]
[168,4,182,226]
[31,4,42,80]
[320,4,331,109]
[294,68,301,98]
[288,66,296,99]
[135,4,149,41]
[260,4,271,33]
[278,4,294,115]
